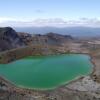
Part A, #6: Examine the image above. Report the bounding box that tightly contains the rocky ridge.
[0,27,73,52]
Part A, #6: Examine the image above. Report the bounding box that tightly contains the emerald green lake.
[0,54,93,90]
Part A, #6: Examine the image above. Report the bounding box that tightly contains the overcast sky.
[0,0,100,27]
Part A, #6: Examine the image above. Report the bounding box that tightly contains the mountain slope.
[0,27,25,51]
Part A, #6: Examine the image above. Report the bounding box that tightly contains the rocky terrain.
[0,27,73,52]
[0,27,100,100]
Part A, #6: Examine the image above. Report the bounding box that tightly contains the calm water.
[0,54,93,90]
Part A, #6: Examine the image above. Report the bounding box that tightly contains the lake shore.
[0,53,95,93]
[1,40,100,100]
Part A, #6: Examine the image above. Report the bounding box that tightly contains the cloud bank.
[0,17,100,27]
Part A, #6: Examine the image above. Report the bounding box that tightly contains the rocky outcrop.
[32,32,73,46]
[46,32,73,41]
[0,27,73,52]
[17,32,33,45]
[0,27,25,51]
[46,32,73,45]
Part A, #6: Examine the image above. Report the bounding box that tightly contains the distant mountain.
[14,26,100,37]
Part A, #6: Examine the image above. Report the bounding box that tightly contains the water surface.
[0,54,93,90]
